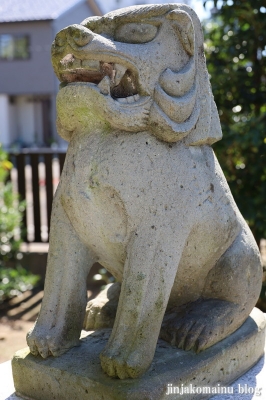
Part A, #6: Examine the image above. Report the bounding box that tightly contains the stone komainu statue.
[27,4,262,379]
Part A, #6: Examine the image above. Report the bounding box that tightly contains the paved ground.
[0,288,97,363]
[0,319,33,364]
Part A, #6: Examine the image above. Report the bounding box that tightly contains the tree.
[203,0,266,244]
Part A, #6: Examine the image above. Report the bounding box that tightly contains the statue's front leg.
[27,190,96,358]
[100,226,186,379]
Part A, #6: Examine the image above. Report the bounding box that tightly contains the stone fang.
[114,64,127,86]
[98,75,111,95]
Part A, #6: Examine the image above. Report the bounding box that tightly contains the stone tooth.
[114,64,127,86]
[126,96,135,103]
[116,97,128,103]
[98,76,111,95]
[82,60,100,70]
[134,94,140,101]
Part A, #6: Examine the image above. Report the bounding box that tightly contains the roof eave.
[0,18,53,24]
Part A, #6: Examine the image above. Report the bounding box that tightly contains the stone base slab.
[12,308,266,400]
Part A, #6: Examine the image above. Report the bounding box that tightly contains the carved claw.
[160,299,242,353]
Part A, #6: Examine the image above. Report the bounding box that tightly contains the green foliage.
[204,0,266,242]
[93,267,115,290]
[0,144,24,261]
[0,144,40,302]
[0,266,39,302]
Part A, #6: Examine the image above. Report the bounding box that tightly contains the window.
[0,34,30,60]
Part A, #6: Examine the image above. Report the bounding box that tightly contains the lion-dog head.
[52,4,222,145]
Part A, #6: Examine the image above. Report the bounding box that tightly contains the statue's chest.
[59,131,170,226]
[58,132,237,259]
[58,136,131,265]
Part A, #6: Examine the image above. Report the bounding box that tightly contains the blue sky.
[96,0,212,21]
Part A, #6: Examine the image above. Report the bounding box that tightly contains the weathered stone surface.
[13,309,266,400]
[25,3,263,380]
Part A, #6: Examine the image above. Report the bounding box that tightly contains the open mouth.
[59,53,140,103]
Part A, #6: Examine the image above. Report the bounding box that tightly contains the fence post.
[8,149,66,243]
[16,153,27,242]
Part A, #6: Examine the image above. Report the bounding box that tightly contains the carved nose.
[66,25,93,47]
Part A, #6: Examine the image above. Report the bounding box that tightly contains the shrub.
[0,144,40,302]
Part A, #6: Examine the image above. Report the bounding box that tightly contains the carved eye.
[114,23,158,44]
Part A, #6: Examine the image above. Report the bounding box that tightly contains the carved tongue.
[62,69,103,84]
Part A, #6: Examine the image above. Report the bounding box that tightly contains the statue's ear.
[166,10,195,56]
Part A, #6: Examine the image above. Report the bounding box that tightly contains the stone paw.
[160,299,240,353]
[100,344,151,379]
[26,325,80,358]
[83,282,120,330]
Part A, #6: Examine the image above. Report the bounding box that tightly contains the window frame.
[0,33,30,61]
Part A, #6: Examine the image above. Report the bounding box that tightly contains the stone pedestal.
[12,308,265,400]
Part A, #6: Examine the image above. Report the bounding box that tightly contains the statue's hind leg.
[161,227,262,352]
[83,282,121,330]
[27,188,96,358]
